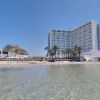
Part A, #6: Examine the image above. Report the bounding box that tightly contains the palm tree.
[77,47,81,61]
[52,45,58,58]
[74,45,78,54]
[61,50,64,59]
[44,46,49,57]
[74,45,79,60]
[67,48,71,59]
[64,49,68,59]
[44,46,49,50]
[48,49,55,60]
[70,50,77,61]
[56,49,60,59]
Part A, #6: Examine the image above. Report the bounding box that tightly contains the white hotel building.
[48,20,100,61]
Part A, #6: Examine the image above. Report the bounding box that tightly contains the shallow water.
[0,64,100,100]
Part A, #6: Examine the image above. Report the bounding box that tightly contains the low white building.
[0,45,31,58]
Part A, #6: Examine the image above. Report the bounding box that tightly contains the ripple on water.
[0,64,100,100]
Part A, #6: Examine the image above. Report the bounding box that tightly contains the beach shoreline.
[0,61,100,68]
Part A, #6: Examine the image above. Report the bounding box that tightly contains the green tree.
[67,48,71,59]
[64,49,68,59]
[77,47,81,61]
[61,50,64,59]
[70,50,77,60]
[74,45,79,60]
[48,49,55,60]
[74,45,78,54]
[52,45,58,58]
[56,49,60,58]
[73,45,82,61]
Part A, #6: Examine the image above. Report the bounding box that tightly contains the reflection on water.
[0,64,100,100]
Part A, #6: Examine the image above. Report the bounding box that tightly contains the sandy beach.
[0,61,100,68]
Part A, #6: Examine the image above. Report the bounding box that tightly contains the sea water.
[0,64,100,100]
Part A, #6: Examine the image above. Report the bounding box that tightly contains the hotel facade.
[48,20,100,61]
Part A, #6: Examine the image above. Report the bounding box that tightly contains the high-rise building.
[48,20,100,53]
[97,24,100,50]
[48,30,71,52]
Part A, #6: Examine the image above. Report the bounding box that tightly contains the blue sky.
[0,0,100,56]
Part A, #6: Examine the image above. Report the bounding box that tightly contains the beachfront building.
[97,24,100,50]
[48,30,71,52]
[48,20,100,61]
[0,44,29,58]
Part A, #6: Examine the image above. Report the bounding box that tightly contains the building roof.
[3,44,28,55]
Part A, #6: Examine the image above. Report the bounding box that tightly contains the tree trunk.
[55,53,56,59]
[68,53,69,59]
[79,52,80,61]
[62,53,63,59]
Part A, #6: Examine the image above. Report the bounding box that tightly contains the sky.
[0,0,100,56]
